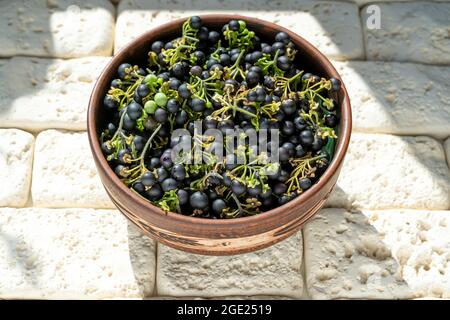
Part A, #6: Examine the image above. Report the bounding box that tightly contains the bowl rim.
[87,14,352,228]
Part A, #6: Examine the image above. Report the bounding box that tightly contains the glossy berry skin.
[122,113,135,130]
[133,135,146,151]
[189,16,202,29]
[299,130,314,146]
[325,114,338,127]
[329,77,341,92]
[147,184,163,201]
[275,31,290,44]
[281,99,296,115]
[311,136,325,152]
[282,121,295,136]
[137,83,150,97]
[178,83,191,99]
[148,157,160,170]
[278,147,290,162]
[222,173,232,187]
[231,180,246,195]
[141,172,156,187]
[171,164,186,181]
[151,41,164,54]
[101,142,113,155]
[118,63,131,79]
[161,178,178,192]
[228,20,240,31]
[127,101,143,120]
[208,30,220,44]
[295,144,306,157]
[154,108,168,123]
[117,149,132,164]
[177,189,189,205]
[166,99,179,113]
[248,184,262,197]
[190,191,209,210]
[277,55,292,71]
[154,92,168,107]
[193,51,206,65]
[103,96,118,110]
[299,178,312,191]
[294,116,307,130]
[114,165,128,178]
[132,181,145,193]
[144,101,157,116]
[212,199,227,215]
[191,98,206,112]
[160,149,173,168]
[246,71,260,87]
[156,167,169,183]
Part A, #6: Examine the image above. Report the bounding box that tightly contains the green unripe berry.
[154,92,168,107]
[144,100,158,114]
[238,20,246,31]
[144,74,158,85]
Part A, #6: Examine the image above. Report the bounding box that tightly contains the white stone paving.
[0,208,155,299]
[362,2,450,65]
[0,57,110,132]
[115,0,364,60]
[0,129,34,207]
[0,0,450,300]
[304,208,450,299]
[157,232,304,298]
[445,138,450,168]
[0,0,115,58]
[327,133,450,210]
[334,61,450,138]
[32,130,114,209]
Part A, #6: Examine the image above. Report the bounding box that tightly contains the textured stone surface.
[157,232,304,298]
[362,2,450,65]
[0,0,114,58]
[349,0,450,5]
[0,208,155,299]
[327,134,450,210]
[445,138,450,167]
[32,130,113,208]
[115,0,363,60]
[0,129,34,207]
[0,57,110,131]
[334,61,450,138]
[304,208,450,299]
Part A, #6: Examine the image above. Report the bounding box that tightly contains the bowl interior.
[88,14,351,226]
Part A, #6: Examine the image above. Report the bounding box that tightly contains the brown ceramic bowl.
[87,14,351,255]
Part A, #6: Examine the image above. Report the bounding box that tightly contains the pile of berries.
[100,16,340,219]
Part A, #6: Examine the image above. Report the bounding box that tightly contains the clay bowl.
[87,14,352,255]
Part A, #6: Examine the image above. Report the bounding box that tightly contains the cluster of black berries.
[100,16,340,219]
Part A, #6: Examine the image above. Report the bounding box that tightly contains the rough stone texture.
[0,208,155,299]
[334,61,450,138]
[32,130,113,208]
[445,138,450,168]
[327,133,450,210]
[0,129,34,207]
[362,2,450,65]
[0,0,114,58]
[0,57,110,131]
[157,232,304,298]
[304,208,450,299]
[115,0,364,60]
[348,0,450,5]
